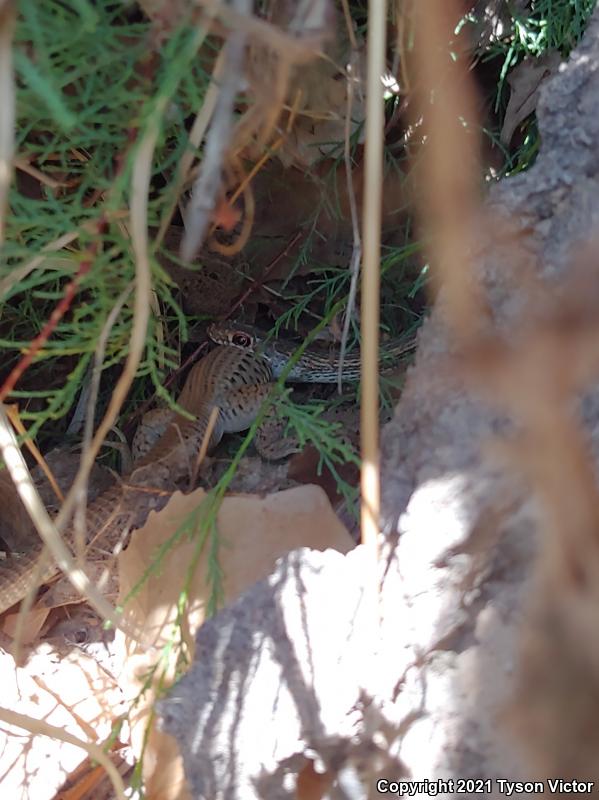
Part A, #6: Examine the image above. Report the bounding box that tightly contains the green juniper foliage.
[464,0,597,175]
[5,2,211,442]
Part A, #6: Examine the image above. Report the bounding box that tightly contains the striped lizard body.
[132,322,413,458]
[207,321,413,382]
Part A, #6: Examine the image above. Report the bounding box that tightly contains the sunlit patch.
[381,72,400,99]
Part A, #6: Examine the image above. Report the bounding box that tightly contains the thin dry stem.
[338,50,362,392]
[195,0,325,62]
[5,404,64,503]
[181,2,250,262]
[209,182,255,255]
[360,0,386,549]
[191,405,220,485]
[28,101,170,645]
[155,27,223,250]
[14,155,66,189]
[226,87,301,200]
[69,287,132,557]
[393,0,411,93]
[55,106,161,534]
[0,230,80,298]
[0,706,126,800]
[0,211,128,300]
[0,0,15,247]
[9,546,52,668]
[340,0,358,50]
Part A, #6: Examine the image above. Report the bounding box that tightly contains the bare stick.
[180,6,250,262]
[0,1,15,247]
[0,230,80,298]
[191,405,221,485]
[155,31,224,250]
[70,287,133,556]
[360,0,387,549]
[410,0,481,338]
[338,47,362,392]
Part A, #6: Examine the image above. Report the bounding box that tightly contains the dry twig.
[0,0,15,247]
[181,0,251,262]
[360,0,386,549]
[337,41,362,392]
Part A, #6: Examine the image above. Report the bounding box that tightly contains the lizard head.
[207,321,261,351]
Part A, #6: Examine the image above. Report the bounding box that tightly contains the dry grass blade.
[0,95,173,649]
[5,404,64,503]
[337,24,362,393]
[155,45,225,249]
[196,0,327,60]
[13,155,66,189]
[191,405,220,485]
[66,287,133,555]
[0,0,15,248]
[54,106,161,539]
[360,0,386,549]
[0,230,80,298]
[0,211,128,299]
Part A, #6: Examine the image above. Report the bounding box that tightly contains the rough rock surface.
[380,5,599,787]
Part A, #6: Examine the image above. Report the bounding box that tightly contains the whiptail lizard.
[207,321,414,382]
[132,322,414,457]
[0,324,412,616]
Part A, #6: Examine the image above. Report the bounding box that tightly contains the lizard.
[0,322,413,615]
[206,320,415,382]
[131,321,415,458]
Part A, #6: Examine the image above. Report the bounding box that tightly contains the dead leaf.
[248,26,366,170]
[39,560,119,613]
[500,52,561,147]
[1,604,51,642]
[289,444,359,507]
[116,484,353,800]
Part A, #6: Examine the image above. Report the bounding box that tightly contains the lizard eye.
[231,332,252,347]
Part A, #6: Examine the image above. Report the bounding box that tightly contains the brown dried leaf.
[1,604,51,642]
[500,52,561,146]
[117,485,353,800]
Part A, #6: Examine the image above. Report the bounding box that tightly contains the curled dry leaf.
[500,52,561,147]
